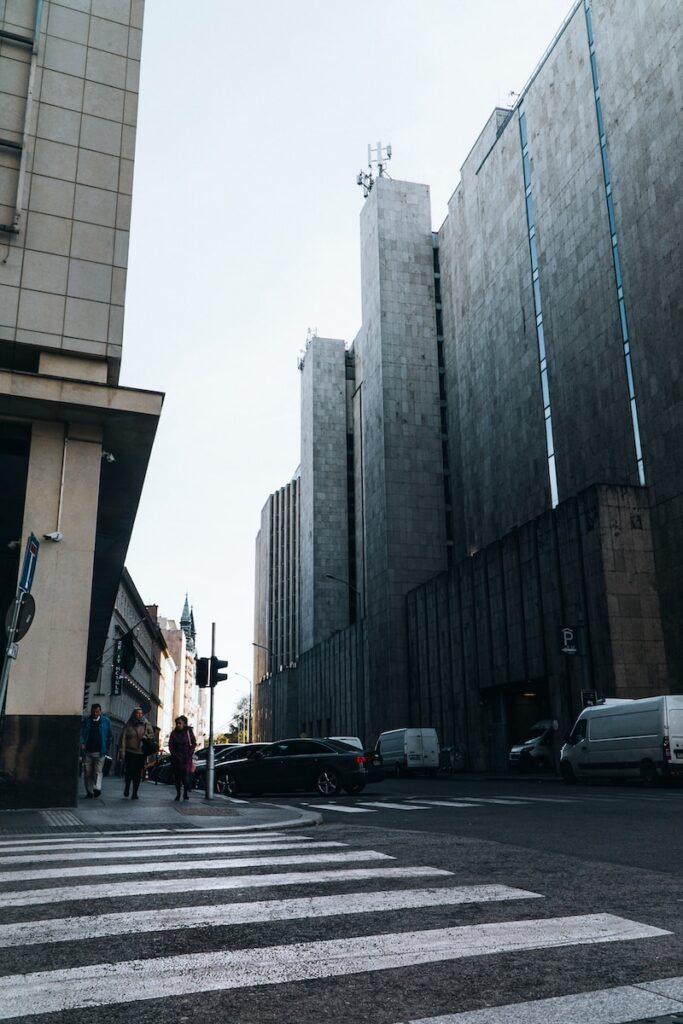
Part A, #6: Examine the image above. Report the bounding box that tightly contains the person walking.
[169,715,196,801]
[119,708,154,800]
[79,703,112,798]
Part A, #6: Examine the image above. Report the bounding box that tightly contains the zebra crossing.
[0,825,678,1022]
[299,794,579,815]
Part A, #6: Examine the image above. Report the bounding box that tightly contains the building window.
[518,104,559,508]
[584,0,645,486]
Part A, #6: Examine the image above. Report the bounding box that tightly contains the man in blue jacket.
[80,703,112,798]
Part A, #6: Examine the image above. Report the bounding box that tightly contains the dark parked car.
[193,743,269,791]
[216,738,384,797]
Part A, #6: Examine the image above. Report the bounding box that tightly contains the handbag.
[142,736,158,757]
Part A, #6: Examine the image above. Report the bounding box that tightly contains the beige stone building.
[0,0,162,807]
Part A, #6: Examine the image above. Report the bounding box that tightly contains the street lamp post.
[251,642,276,742]
[233,671,253,743]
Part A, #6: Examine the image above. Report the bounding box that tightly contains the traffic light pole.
[205,622,216,801]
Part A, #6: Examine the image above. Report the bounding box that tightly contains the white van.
[560,695,683,784]
[375,728,440,777]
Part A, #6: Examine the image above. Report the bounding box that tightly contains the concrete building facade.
[0,0,162,806]
[253,0,681,766]
[253,474,300,687]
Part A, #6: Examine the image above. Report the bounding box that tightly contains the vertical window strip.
[584,0,645,486]
[519,104,559,508]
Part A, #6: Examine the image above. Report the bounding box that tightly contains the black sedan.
[216,738,384,797]
[193,743,269,791]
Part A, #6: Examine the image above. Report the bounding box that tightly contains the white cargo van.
[375,728,440,777]
[560,695,683,784]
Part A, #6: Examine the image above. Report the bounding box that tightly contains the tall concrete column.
[2,421,102,806]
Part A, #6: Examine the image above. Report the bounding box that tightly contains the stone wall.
[406,485,668,771]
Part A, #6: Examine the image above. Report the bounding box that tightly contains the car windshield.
[526,727,548,740]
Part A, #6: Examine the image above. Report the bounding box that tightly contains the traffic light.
[196,657,209,688]
[210,656,228,687]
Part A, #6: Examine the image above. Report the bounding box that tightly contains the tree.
[228,695,251,742]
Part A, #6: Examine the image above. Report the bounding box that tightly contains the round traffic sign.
[4,593,36,643]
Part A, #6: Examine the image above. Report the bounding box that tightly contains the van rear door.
[406,730,424,768]
[666,698,683,765]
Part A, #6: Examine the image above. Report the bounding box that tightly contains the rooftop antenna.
[356,141,392,198]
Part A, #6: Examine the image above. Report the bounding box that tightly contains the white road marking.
[0,827,305,851]
[0,849,391,884]
[404,976,683,1023]
[407,801,488,809]
[0,914,667,1018]
[503,796,576,804]
[0,826,291,848]
[0,833,308,854]
[3,865,452,907]
[356,802,428,810]
[0,840,345,865]
[0,884,542,948]
[301,803,375,813]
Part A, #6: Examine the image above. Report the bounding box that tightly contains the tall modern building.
[253,473,300,739]
[0,0,163,805]
[253,0,681,768]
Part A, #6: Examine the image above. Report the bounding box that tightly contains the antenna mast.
[356,141,392,198]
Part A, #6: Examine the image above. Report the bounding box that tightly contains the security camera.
[44,531,64,542]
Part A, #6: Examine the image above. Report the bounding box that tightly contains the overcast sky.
[121,0,573,730]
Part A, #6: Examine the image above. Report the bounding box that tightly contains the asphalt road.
[266,773,683,874]
[2,775,682,1024]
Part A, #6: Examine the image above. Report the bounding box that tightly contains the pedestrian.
[169,715,197,801]
[119,707,154,799]
[79,703,112,798]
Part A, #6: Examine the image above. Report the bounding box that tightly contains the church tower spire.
[180,594,195,653]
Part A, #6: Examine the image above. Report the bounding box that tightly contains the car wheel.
[560,761,576,784]
[315,768,342,796]
[220,772,240,797]
[640,760,659,785]
[344,782,366,795]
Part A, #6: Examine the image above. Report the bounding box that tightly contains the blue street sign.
[18,533,40,594]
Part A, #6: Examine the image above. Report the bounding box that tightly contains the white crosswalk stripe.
[0,848,391,884]
[0,824,671,1022]
[403,977,683,1023]
[0,884,542,947]
[301,795,583,815]
[0,914,668,1018]
[0,839,345,864]
[301,802,375,813]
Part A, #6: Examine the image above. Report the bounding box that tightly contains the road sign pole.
[0,595,22,716]
[205,621,216,801]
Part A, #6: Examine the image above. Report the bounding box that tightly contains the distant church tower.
[180,594,196,654]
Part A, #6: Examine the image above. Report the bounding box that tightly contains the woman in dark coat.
[169,716,196,800]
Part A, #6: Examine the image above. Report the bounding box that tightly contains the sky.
[121,0,574,730]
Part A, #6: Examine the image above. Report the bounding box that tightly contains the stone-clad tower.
[353,178,448,734]
[298,336,351,653]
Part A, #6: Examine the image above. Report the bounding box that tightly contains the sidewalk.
[0,774,321,835]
